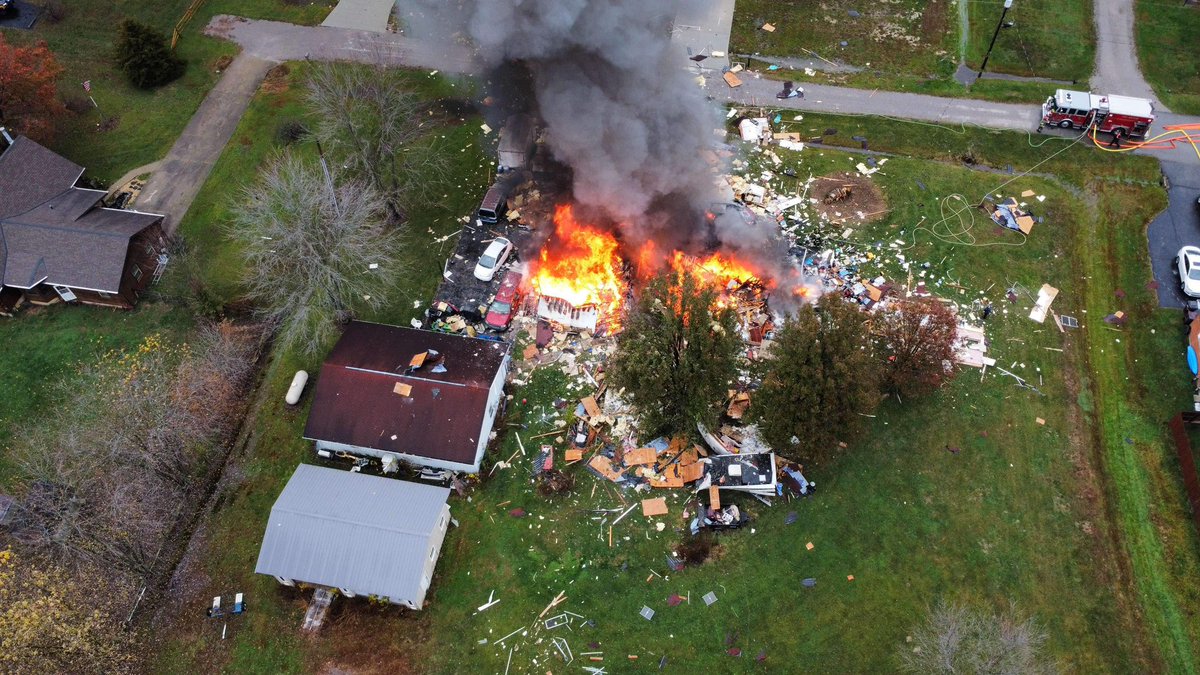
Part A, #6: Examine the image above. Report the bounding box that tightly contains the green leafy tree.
[609,270,741,439]
[114,20,184,89]
[227,150,402,355]
[752,294,877,460]
[306,63,451,224]
[874,296,959,398]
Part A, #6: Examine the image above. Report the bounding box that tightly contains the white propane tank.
[285,370,309,405]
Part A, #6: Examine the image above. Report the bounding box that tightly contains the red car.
[485,271,523,330]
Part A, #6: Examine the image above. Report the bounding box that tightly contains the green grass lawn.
[0,302,193,487]
[732,0,957,78]
[1135,1,1200,115]
[733,0,1093,103]
[965,0,1093,81]
[2,0,335,184]
[153,94,1200,671]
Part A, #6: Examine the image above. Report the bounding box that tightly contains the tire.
[1058,120,1073,129]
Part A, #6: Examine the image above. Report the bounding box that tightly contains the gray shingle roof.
[0,137,164,293]
[0,137,84,220]
[255,464,451,603]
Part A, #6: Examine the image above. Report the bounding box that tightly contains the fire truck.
[1040,89,1155,139]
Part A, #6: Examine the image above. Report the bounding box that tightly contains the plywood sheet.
[642,497,668,517]
[723,71,743,88]
[565,449,583,462]
[581,395,602,419]
[589,455,623,482]
[624,448,657,466]
[680,462,705,483]
[393,382,412,396]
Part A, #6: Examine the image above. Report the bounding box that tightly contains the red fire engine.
[1041,89,1155,139]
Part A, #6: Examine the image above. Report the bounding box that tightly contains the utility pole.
[315,139,341,216]
[976,0,1014,81]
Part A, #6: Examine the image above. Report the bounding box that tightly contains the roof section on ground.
[255,464,450,601]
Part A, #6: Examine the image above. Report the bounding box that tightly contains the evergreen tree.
[609,270,741,439]
[114,20,184,89]
[752,294,878,460]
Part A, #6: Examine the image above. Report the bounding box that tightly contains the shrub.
[114,20,185,89]
[43,0,68,23]
[276,119,309,145]
[63,95,93,115]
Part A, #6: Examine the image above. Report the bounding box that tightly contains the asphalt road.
[137,54,274,233]
[1149,161,1200,307]
[208,15,474,72]
[1091,0,1162,107]
[720,73,1043,132]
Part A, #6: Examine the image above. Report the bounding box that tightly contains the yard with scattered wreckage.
[137,63,1200,673]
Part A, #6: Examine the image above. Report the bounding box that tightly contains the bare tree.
[305,62,452,224]
[874,297,960,399]
[228,150,402,355]
[899,600,1057,675]
[10,323,259,580]
[0,548,138,674]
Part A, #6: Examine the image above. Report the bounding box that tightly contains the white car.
[474,237,513,282]
[1177,246,1200,298]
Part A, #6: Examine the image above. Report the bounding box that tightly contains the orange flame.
[532,205,626,316]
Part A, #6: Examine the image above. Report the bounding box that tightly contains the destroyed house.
[303,321,511,474]
[697,452,778,497]
[255,464,452,609]
[0,136,166,314]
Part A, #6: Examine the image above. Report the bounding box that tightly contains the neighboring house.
[255,464,452,609]
[0,136,166,314]
[304,321,511,474]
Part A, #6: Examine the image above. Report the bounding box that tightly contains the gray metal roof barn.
[255,464,452,608]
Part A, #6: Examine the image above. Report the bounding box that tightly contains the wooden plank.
[581,396,602,419]
[565,448,584,462]
[641,498,668,517]
[588,455,623,482]
[680,462,705,483]
[409,351,427,368]
[650,466,685,488]
[624,447,657,466]
[708,485,721,510]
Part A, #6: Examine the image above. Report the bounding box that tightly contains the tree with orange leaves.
[873,296,959,399]
[0,35,66,142]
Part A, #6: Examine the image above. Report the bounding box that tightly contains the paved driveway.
[672,0,735,73]
[322,0,395,33]
[1148,161,1200,307]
